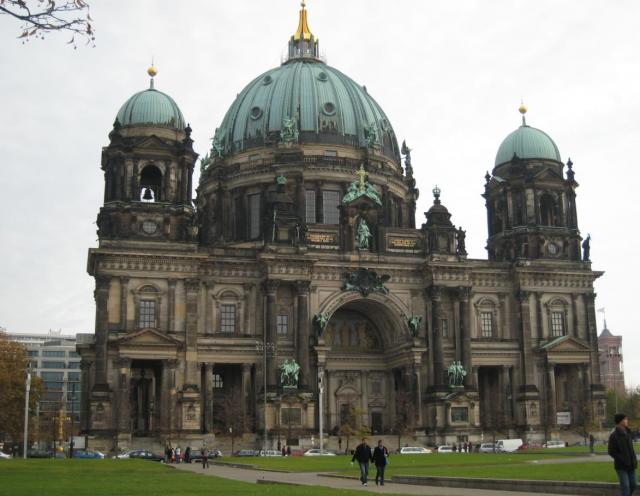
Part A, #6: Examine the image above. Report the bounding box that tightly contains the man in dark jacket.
[608,413,637,496]
[372,439,389,486]
[351,437,372,486]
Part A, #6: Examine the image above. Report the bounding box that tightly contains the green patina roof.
[116,87,185,130]
[495,124,561,166]
[214,58,399,161]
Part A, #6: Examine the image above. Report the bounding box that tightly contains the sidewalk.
[173,462,572,496]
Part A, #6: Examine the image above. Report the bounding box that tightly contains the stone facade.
[77,5,606,451]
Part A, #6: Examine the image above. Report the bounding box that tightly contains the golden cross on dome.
[356,164,367,192]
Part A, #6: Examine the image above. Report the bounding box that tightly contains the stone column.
[242,363,252,427]
[547,363,557,428]
[571,293,580,338]
[160,359,177,433]
[458,287,472,387]
[264,279,280,387]
[502,365,513,424]
[184,279,200,387]
[168,279,176,333]
[115,358,132,433]
[413,362,423,426]
[94,276,110,388]
[202,363,213,433]
[361,371,369,427]
[583,293,601,382]
[295,280,311,388]
[119,277,129,332]
[517,291,535,385]
[430,286,444,387]
[535,292,543,340]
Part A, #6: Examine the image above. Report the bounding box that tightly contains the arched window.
[474,297,499,338]
[540,194,557,226]
[545,298,569,338]
[140,164,162,202]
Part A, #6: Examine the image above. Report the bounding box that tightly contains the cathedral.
[77,3,606,451]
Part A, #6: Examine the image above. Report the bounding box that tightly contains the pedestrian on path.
[201,446,209,469]
[351,437,372,486]
[372,439,389,486]
[608,413,637,496]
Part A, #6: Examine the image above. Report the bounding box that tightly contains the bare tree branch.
[0,0,94,47]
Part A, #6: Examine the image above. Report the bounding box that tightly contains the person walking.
[608,413,637,496]
[351,437,372,486]
[372,439,389,486]
[201,446,209,469]
[589,434,595,454]
[175,446,181,464]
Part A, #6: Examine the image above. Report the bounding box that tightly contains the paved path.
[173,462,572,496]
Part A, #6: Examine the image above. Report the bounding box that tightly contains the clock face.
[142,220,157,234]
[547,242,558,255]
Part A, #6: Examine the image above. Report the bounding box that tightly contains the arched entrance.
[316,296,424,439]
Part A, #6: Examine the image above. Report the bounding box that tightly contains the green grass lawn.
[223,452,577,471]
[0,459,405,496]
[220,452,616,482]
[0,453,618,496]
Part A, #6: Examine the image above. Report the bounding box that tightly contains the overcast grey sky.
[1,0,638,385]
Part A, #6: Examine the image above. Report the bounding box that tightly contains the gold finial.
[147,65,158,77]
[294,0,313,41]
[519,100,527,125]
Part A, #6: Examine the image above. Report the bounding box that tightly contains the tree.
[0,0,94,47]
[215,389,251,454]
[393,391,416,452]
[0,331,42,446]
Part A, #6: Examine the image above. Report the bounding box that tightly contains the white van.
[495,439,523,453]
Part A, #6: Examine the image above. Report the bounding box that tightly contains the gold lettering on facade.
[308,233,336,244]
[389,238,417,248]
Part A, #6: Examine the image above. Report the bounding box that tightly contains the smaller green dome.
[116,86,185,130]
[495,124,561,166]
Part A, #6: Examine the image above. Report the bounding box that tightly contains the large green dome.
[495,123,561,166]
[116,86,185,130]
[214,58,400,161]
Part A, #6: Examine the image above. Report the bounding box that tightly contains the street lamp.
[69,383,76,459]
[318,368,324,455]
[23,373,31,459]
[255,341,277,454]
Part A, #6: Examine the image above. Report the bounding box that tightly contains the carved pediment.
[118,328,182,348]
[532,167,563,181]
[540,335,591,353]
[135,135,169,150]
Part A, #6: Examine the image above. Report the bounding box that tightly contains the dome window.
[250,106,263,120]
[322,102,336,116]
[317,71,328,82]
[262,75,273,85]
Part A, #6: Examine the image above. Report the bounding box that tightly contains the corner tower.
[483,105,582,262]
[97,66,198,246]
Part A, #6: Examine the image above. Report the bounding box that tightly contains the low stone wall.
[392,475,618,496]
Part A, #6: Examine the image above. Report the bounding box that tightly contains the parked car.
[189,449,223,463]
[116,450,162,461]
[234,449,259,457]
[479,443,496,453]
[400,446,432,454]
[436,445,454,453]
[303,449,336,456]
[495,439,523,453]
[73,449,105,459]
[543,440,566,449]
